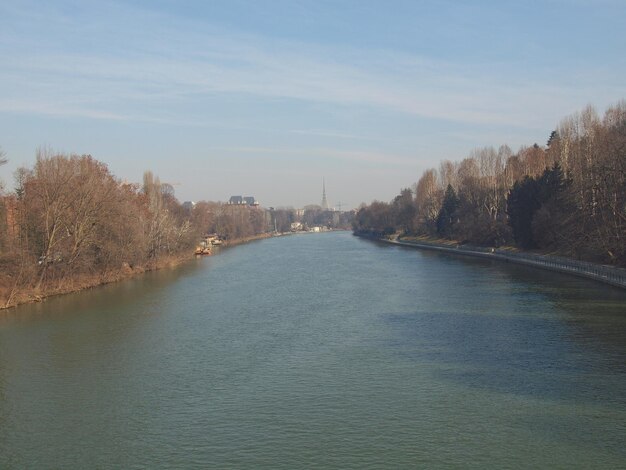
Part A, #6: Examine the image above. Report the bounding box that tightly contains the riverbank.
[3,230,625,469]
[0,252,192,311]
[0,232,286,311]
[355,232,626,289]
[222,231,287,247]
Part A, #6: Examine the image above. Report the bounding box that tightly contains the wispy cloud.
[1,0,624,209]
[3,0,619,132]
[214,145,418,167]
[288,129,370,140]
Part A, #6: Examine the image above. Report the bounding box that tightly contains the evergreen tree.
[538,163,568,201]
[392,188,416,234]
[507,164,569,249]
[507,176,541,248]
[546,130,558,148]
[436,184,459,237]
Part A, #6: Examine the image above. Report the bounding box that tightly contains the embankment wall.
[362,235,626,289]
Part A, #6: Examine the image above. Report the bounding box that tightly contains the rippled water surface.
[1,232,625,468]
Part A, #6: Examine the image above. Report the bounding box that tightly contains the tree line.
[353,101,626,267]
[0,151,202,306]
[0,151,251,306]
[0,149,354,307]
[187,203,352,239]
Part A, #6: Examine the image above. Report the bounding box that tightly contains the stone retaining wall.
[375,237,626,289]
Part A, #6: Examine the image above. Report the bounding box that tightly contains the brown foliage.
[0,152,199,307]
[354,100,626,265]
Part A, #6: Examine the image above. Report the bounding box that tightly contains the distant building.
[182,201,195,211]
[243,196,259,206]
[229,195,259,206]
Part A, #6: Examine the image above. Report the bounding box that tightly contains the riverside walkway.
[379,237,626,289]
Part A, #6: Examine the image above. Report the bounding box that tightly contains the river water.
[1,231,625,468]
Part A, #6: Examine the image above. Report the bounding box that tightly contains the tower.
[321,178,329,210]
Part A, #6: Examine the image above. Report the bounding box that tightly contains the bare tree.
[0,147,6,193]
[439,160,458,191]
[415,169,441,233]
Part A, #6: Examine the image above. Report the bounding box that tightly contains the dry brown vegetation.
[0,149,355,308]
[0,150,203,308]
[0,150,278,309]
[354,101,626,266]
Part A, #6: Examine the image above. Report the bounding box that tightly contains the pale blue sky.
[1,0,625,208]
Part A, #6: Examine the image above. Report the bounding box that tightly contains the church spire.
[321,178,329,210]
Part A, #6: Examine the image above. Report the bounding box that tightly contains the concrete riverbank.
[363,235,626,289]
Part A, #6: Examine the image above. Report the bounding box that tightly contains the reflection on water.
[415,249,626,359]
[0,259,204,324]
[1,232,625,469]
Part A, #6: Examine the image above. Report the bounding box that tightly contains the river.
[1,231,625,468]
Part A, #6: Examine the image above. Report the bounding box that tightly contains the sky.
[1,0,625,209]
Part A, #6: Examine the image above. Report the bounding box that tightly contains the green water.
[1,232,625,468]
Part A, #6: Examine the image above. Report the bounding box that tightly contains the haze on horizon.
[1,0,625,209]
